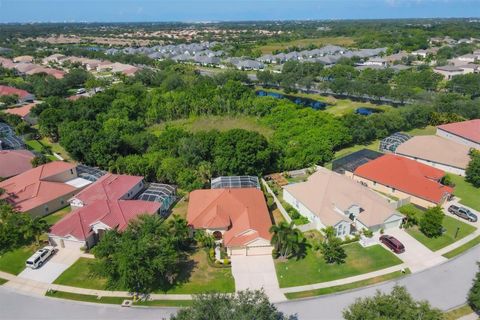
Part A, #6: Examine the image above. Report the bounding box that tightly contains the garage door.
[230,248,247,256]
[50,237,84,250]
[384,219,402,230]
[246,246,273,256]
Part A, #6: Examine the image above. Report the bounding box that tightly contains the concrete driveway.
[377,228,446,273]
[442,198,480,229]
[17,248,81,284]
[230,255,286,302]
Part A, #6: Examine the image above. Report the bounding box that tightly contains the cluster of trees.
[32,65,479,190]
[92,214,191,295]
[466,149,480,188]
[0,202,48,254]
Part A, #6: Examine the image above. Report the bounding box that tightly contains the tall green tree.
[92,214,190,295]
[466,150,480,188]
[270,222,306,259]
[343,286,443,320]
[468,262,480,313]
[171,290,296,320]
[419,206,444,238]
[320,226,347,264]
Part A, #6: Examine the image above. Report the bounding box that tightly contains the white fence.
[261,178,292,224]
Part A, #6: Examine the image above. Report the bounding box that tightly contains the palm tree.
[270,222,304,259]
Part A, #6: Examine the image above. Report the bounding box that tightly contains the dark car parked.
[380,235,405,254]
[448,205,478,222]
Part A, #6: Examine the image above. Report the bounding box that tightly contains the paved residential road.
[1,245,479,320]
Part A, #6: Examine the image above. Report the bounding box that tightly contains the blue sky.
[0,0,478,22]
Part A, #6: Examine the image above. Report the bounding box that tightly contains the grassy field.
[443,235,480,259]
[257,37,356,54]
[275,243,402,288]
[285,269,410,299]
[54,250,235,294]
[149,115,274,139]
[449,175,480,212]
[167,197,189,221]
[444,304,476,320]
[42,206,72,226]
[404,125,436,136]
[0,246,36,275]
[46,290,193,307]
[406,215,476,252]
[39,137,71,160]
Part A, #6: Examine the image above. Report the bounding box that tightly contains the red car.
[380,235,405,254]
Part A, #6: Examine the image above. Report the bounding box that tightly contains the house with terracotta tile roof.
[187,188,273,256]
[284,167,403,238]
[0,161,92,217]
[351,154,453,208]
[3,102,37,124]
[0,85,35,103]
[69,173,145,208]
[49,199,161,249]
[395,135,471,176]
[49,173,161,249]
[436,119,480,150]
[0,149,35,178]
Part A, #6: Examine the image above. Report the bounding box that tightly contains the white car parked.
[25,246,57,269]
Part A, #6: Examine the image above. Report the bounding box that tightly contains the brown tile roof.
[0,161,77,212]
[187,188,272,247]
[0,150,35,178]
[354,154,453,204]
[438,119,480,144]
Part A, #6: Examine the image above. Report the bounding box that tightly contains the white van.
[25,246,57,269]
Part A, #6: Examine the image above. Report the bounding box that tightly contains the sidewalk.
[280,263,408,294]
[437,229,480,256]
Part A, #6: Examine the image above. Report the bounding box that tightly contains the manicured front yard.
[406,215,476,252]
[54,250,235,294]
[53,258,108,290]
[449,175,480,212]
[275,243,402,288]
[42,206,72,226]
[0,246,36,275]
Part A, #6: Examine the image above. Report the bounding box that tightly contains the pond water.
[256,90,328,110]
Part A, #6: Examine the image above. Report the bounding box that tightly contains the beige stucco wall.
[352,175,439,209]
[27,191,78,218]
[437,128,480,150]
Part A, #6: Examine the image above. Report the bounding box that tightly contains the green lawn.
[39,137,71,160]
[275,243,403,288]
[54,250,235,294]
[0,278,8,285]
[42,206,72,226]
[53,258,109,290]
[403,125,436,136]
[25,139,44,153]
[46,290,193,307]
[149,115,274,139]
[0,246,36,275]
[443,235,480,259]
[285,269,410,299]
[449,175,480,212]
[406,215,476,252]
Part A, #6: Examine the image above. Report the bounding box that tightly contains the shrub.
[363,229,373,238]
[380,228,385,235]
[468,262,480,313]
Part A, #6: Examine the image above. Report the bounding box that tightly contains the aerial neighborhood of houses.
[0,25,480,316]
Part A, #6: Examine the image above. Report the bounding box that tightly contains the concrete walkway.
[281,263,408,294]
